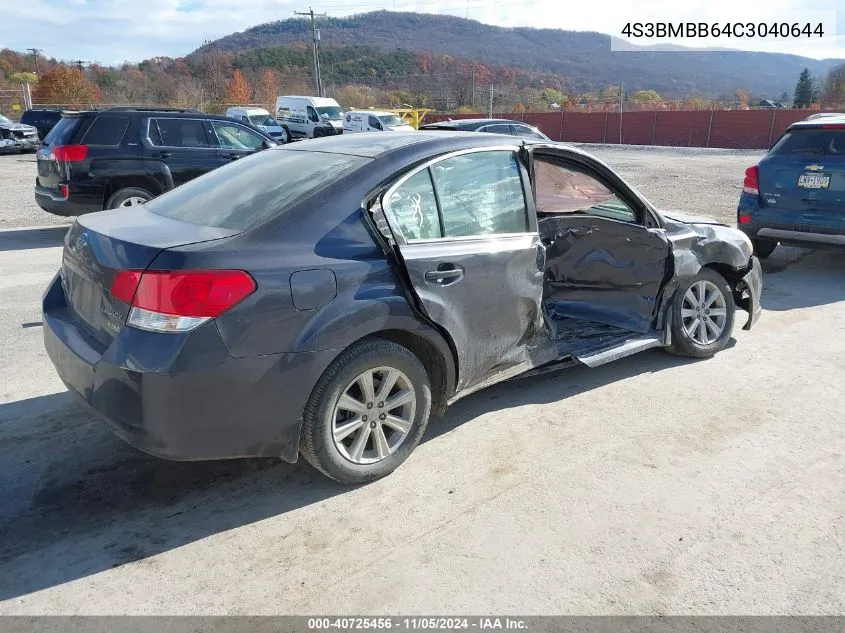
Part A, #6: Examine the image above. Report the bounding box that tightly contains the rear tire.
[667,268,735,359]
[106,187,153,210]
[752,239,777,259]
[300,338,432,484]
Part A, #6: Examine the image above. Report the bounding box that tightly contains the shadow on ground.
[759,246,845,311]
[0,226,70,253]
[0,348,705,601]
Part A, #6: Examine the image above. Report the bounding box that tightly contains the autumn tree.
[255,69,279,111]
[821,63,845,106]
[631,90,662,107]
[226,69,252,104]
[513,103,527,114]
[32,66,101,107]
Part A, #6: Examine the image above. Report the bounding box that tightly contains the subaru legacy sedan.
[44,133,762,483]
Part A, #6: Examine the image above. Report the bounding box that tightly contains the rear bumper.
[35,182,103,216]
[737,256,763,331]
[737,193,845,250]
[42,274,337,462]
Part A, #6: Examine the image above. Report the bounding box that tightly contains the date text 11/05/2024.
[621,22,825,38]
[307,617,528,630]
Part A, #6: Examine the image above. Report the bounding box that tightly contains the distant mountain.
[200,11,844,98]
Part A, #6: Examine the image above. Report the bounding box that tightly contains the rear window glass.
[43,117,85,146]
[82,116,129,145]
[144,148,369,230]
[771,128,845,156]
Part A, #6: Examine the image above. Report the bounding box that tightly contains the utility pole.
[471,67,475,110]
[488,85,494,117]
[619,82,623,144]
[27,48,43,76]
[73,60,88,71]
[295,7,327,97]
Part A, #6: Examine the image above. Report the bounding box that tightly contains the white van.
[274,96,344,139]
[343,110,415,134]
[225,107,288,143]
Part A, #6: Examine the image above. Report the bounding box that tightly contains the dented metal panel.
[539,215,671,333]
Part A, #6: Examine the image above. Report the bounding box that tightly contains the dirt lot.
[1,145,843,615]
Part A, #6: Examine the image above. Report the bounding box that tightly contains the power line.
[294,6,328,97]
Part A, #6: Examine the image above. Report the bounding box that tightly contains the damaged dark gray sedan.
[43,132,762,483]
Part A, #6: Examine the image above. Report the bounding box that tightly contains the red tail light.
[111,270,256,333]
[52,144,88,162]
[821,124,845,129]
[743,165,759,195]
[738,214,752,225]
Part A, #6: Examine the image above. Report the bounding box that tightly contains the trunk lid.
[61,208,240,346]
[759,126,845,218]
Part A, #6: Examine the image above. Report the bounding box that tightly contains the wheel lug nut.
[362,415,368,422]
[366,402,373,409]
[378,402,384,408]
[370,421,376,428]
[379,413,386,420]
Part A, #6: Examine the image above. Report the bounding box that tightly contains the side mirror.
[261,139,274,150]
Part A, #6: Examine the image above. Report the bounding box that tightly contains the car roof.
[347,110,396,117]
[790,113,845,129]
[420,118,529,131]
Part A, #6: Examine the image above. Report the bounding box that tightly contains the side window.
[150,119,210,148]
[482,124,511,134]
[514,125,546,140]
[431,150,528,237]
[386,169,442,241]
[82,116,130,145]
[368,116,383,130]
[534,159,637,223]
[307,107,319,123]
[211,121,265,150]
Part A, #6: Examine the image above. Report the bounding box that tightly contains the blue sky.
[0,0,842,65]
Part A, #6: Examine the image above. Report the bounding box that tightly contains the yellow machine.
[385,108,433,130]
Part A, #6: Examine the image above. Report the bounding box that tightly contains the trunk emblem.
[72,233,88,252]
[804,164,824,171]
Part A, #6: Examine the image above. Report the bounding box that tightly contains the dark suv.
[35,107,277,216]
[20,108,63,140]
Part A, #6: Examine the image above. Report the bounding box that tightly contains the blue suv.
[738,114,845,258]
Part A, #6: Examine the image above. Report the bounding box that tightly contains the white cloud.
[0,0,842,63]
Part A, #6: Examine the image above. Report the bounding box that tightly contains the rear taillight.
[743,165,759,195]
[52,144,88,162]
[738,214,752,225]
[821,124,845,129]
[110,269,256,333]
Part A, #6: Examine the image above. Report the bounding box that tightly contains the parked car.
[275,95,344,139]
[225,106,289,143]
[738,114,845,257]
[0,112,39,152]
[20,108,63,140]
[43,133,762,483]
[419,117,550,140]
[803,112,845,121]
[34,107,277,216]
[343,110,415,133]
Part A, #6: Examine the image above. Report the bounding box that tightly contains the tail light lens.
[743,165,759,195]
[52,145,88,162]
[738,214,752,225]
[111,269,256,333]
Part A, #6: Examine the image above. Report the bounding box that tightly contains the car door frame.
[375,144,555,395]
[141,116,223,187]
[527,144,672,333]
[207,118,269,164]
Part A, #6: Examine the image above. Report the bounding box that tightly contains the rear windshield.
[144,148,370,230]
[770,128,845,156]
[43,116,85,146]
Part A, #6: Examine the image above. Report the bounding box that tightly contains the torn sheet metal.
[539,215,671,333]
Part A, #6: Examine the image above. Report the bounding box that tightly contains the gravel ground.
[0,145,766,230]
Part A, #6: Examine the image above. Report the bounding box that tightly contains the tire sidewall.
[304,341,432,483]
[671,269,736,357]
[106,187,152,210]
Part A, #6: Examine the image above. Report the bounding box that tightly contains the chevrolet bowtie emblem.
[805,164,824,171]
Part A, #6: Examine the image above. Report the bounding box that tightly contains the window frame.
[531,152,658,227]
[80,115,130,146]
[143,117,216,151]
[382,146,535,245]
[208,119,267,151]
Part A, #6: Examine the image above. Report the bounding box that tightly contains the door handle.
[225,153,242,161]
[424,267,464,285]
[152,151,171,159]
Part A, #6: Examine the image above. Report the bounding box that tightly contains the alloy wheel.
[681,280,728,346]
[119,196,147,207]
[331,366,416,465]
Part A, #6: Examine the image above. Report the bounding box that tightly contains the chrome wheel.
[332,366,416,465]
[681,280,728,346]
[118,196,147,207]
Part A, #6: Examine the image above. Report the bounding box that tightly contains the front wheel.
[106,187,152,210]
[667,268,736,358]
[752,239,777,259]
[300,339,432,484]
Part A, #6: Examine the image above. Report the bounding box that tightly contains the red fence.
[426,109,813,149]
